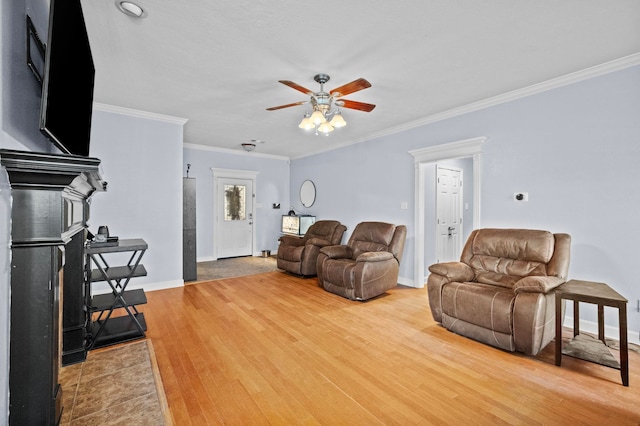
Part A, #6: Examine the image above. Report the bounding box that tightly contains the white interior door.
[217,177,254,258]
[435,165,463,263]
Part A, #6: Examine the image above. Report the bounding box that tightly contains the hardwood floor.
[143,272,640,425]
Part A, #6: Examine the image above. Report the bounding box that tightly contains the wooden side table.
[555,279,628,386]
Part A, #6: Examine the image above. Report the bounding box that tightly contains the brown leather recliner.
[317,222,407,301]
[277,220,346,276]
[427,228,571,356]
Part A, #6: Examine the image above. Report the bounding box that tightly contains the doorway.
[410,137,485,287]
[435,165,463,263]
[211,168,259,260]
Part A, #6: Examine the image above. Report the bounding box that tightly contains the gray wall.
[2,0,52,153]
[290,136,417,282]
[183,146,290,259]
[88,106,185,294]
[290,64,640,342]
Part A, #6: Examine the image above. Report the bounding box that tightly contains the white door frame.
[409,137,485,288]
[210,168,259,260]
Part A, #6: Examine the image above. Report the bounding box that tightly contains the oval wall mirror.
[300,180,316,208]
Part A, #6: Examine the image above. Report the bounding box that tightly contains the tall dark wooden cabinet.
[183,177,197,281]
[0,150,105,426]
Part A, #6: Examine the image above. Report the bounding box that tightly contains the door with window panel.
[217,178,253,258]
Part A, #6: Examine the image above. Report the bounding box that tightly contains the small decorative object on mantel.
[89,226,119,247]
[96,225,109,241]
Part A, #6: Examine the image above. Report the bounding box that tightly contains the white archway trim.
[210,168,259,260]
[409,137,486,288]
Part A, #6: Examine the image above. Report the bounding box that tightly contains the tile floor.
[59,340,167,425]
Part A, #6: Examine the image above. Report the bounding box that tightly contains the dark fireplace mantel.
[1,149,105,425]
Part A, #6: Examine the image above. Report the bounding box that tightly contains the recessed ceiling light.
[115,1,147,18]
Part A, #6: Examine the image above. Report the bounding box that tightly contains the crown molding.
[364,53,640,141]
[93,103,189,125]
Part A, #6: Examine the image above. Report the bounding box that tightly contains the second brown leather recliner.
[316,221,407,301]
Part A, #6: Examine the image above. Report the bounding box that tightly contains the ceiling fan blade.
[338,99,376,112]
[279,80,314,95]
[266,101,307,111]
[330,78,371,97]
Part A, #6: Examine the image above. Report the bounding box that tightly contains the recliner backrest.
[348,222,404,260]
[304,220,345,244]
[460,228,559,289]
[389,225,407,263]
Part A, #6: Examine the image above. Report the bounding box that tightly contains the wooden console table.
[555,279,628,386]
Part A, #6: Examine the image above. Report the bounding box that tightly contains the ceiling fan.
[266,73,376,134]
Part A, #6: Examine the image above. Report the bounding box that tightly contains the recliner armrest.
[514,276,566,294]
[428,262,474,282]
[279,235,305,247]
[306,237,331,247]
[356,251,394,263]
[319,245,352,259]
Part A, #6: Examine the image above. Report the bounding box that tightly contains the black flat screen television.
[39,0,95,157]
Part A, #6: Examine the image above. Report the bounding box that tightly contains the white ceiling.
[80,1,640,159]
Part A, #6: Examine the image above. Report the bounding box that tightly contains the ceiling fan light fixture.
[298,115,314,130]
[329,112,346,128]
[317,122,334,134]
[267,73,375,137]
[241,142,256,152]
[309,110,325,125]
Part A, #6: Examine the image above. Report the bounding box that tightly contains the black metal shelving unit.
[85,238,149,349]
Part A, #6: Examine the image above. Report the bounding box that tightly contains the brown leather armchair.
[317,222,407,301]
[277,220,346,276]
[427,228,571,356]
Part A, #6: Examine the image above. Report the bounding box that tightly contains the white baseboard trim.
[197,255,215,262]
[564,316,640,345]
[398,275,416,288]
[140,279,184,292]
